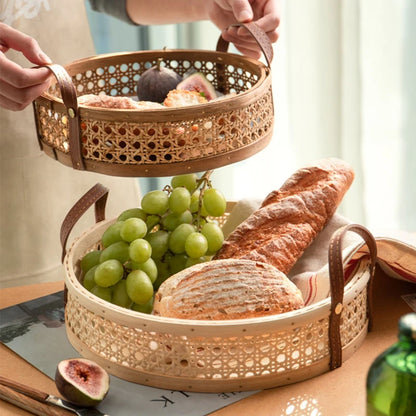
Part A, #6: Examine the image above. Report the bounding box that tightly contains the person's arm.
[0,23,52,111]
[126,0,280,58]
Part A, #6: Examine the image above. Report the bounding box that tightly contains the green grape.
[117,207,147,222]
[168,253,188,275]
[185,256,208,268]
[190,190,201,213]
[94,259,124,287]
[171,173,197,193]
[154,259,170,279]
[141,190,169,215]
[168,223,195,254]
[129,238,152,264]
[146,214,160,232]
[177,210,193,225]
[99,241,130,264]
[112,279,133,308]
[80,250,101,273]
[193,215,208,228]
[202,188,227,217]
[131,297,154,314]
[190,190,210,216]
[90,285,112,302]
[120,217,147,242]
[128,257,158,283]
[145,230,169,260]
[184,232,208,259]
[162,210,192,231]
[201,222,224,253]
[126,270,154,304]
[101,221,124,248]
[82,265,98,291]
[200,204,209,217]
[153,260,171,290]
[168,186,191,215]
[161,212,180,231]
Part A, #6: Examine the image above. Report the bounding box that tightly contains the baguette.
[153,259,304,320]
[214,158,355,274]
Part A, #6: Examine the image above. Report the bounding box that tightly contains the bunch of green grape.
[80,171,226,314]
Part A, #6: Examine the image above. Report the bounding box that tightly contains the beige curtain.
[220,0,415,233]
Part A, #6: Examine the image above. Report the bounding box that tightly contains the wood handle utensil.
[0,382,71,416]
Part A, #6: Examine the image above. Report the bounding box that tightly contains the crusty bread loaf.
[153,259,304,320]
[214,158,355,275]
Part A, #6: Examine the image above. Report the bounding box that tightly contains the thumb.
[232,0,254,23]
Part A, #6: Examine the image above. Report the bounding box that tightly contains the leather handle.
[60,183,109,263]
[216,22,274,67]
[43,64,85,171]
[327,223,377,370]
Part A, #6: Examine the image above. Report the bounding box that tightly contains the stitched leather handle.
[43,64,85,171]
[216,22,274,67]
[327,223,377,370]
[60,183,109,263]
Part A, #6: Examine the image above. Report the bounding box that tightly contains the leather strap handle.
[60,183,109,263]
[327,223,377,370]
[43,64,85,171]
[216,22,274,67]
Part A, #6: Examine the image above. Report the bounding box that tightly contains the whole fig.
[55,358,110,408]
[137,58,182,103]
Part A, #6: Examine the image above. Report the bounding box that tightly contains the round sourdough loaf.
[153,259,304,320]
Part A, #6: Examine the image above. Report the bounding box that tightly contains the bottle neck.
[398,333,416,348]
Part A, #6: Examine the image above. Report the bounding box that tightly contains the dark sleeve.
[88,0,139,25]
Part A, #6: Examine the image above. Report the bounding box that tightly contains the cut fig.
[137,58,182,103]
[176,72,217,101]
[55,358,110,408]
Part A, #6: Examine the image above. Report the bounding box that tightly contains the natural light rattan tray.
[61,184,378,393]
[33,23,274,177]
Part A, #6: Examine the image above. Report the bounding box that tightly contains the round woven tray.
[60,184,378,392]
[33,23,274,177]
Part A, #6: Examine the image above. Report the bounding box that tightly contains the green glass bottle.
[366,313,416,415]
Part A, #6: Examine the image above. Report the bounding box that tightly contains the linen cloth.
[224,200,416,306]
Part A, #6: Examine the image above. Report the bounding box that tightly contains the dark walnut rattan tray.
[33,22,274,177]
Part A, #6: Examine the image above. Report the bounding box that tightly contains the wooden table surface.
[0,265,414,416]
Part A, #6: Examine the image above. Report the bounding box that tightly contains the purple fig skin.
[55,358,109,408]
[137,59,182,103]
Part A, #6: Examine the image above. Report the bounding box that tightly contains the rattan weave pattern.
[33,48,273,177]
[37,89,273,165]
[63,212,371,392]
[65,283,367,381]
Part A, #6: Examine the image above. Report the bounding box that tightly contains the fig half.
[55,358,110,407]
[176,72,217,101]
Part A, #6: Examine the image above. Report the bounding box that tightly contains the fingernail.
[38,51,52,64]
[239,10,252,22]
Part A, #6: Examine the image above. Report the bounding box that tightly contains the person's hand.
[0,23,52,111]
[207,0,280,59]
